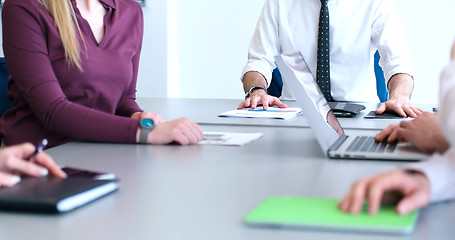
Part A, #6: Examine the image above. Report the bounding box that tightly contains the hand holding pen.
[29,138,48,163]
[0,140,66,188]
[26,139,67,178]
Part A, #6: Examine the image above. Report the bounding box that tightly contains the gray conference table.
[137,98,436,130]
[0,125,453,240]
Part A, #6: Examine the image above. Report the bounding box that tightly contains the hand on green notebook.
[245,196,419,234]
[339,169,431,215]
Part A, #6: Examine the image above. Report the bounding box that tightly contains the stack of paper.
[219,107,302,120]
[199,132,264,146]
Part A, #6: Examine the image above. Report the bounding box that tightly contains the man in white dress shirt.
[239,0,422,118]
[339,41,455,216]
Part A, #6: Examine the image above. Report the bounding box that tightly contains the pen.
[29,138,48,163]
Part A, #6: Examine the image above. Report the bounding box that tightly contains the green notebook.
[244,197,419,234]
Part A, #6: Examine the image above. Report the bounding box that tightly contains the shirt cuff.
[404,153,455,203]
[383,60,415,85]
[241,62,273,87]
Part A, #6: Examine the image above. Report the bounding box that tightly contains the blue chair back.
[267,68,283,98]
[374,51,388,102]
[267,50,388,102]
[0,57,13,118]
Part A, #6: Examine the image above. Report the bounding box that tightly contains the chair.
[0,57,13,118]
[374,51,388,102]
[267,50,389,102]
[267,68,284,98]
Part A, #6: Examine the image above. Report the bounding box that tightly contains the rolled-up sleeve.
[241,0,280,86]
[371,0,415,84]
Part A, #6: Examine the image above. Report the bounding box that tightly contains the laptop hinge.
[328,134,349,153]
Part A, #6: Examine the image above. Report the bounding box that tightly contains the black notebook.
[0,177,118,213]
[364,111,406,119]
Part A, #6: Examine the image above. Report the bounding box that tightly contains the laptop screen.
[275,52,344,154]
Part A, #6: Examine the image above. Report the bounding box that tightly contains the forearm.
[47,100,140,144]
[117,36,143,116]
[242,71,268,93]
[116,97,142,117]
[387,73,414,100]
[23,82,140,144]
[118,20,144,117]
[239,70,287,110]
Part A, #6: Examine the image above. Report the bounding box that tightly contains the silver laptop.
[275,52,429,161]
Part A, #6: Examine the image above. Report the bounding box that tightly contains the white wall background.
[395,0,455,104]
[136,0,168,98]
[1,0,454,104]
[169,0,264,99]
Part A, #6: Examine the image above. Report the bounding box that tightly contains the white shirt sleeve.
[372,0,415,83]
[405,62,455,203]
[241,0,279,86]
[406,151,455,203]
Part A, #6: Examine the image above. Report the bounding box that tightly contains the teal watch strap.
[139,118,155,144]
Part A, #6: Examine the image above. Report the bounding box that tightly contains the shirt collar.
[70,0,117,10]
[99,0,116,10]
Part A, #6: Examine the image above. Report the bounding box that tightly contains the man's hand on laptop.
[238,90,287,110]
[375,112,449,153]
[375,97,423,118]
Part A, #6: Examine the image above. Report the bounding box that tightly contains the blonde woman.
[0,0,203,147]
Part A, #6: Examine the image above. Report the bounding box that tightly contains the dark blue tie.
[316,0,333,102]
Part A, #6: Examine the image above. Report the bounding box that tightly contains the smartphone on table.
[61,167,116,180]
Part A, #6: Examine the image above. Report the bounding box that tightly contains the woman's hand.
[0,143,67,187]
[147,118,204,145]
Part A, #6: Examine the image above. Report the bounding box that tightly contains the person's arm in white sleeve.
[340,41,455,215]
[372,0,422,118]
[239,0,287,110]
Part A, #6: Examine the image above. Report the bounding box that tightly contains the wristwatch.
[139,118,155,144]
[245,86,266,99]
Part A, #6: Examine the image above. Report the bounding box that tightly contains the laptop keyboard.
[346,136,396,153]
